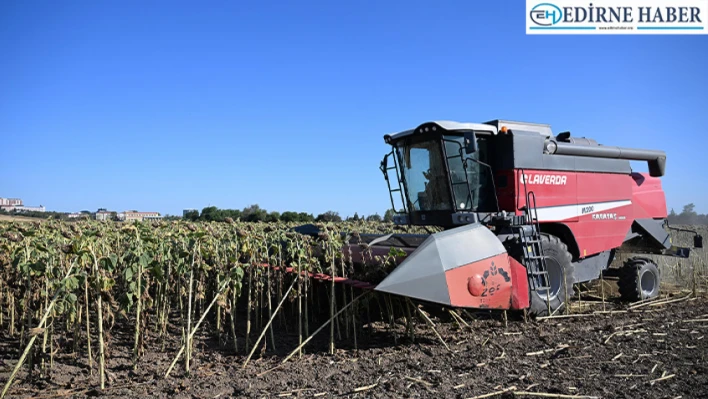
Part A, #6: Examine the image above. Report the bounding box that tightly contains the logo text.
[520,174,568,185]
[592,213,617,220]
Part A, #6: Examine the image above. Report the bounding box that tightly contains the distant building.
[0,198,23,207]
[19,205,45,212]
[67,212,88,219]
[0,198,45,213]
[95,210,114,221]
[117,211,162,222]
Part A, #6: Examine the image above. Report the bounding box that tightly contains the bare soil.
[2,295,707,399]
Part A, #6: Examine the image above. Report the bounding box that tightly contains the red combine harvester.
[298,120,703,316]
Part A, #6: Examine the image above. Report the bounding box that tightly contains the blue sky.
[1,1,707,217]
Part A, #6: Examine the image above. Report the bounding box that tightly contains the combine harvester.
[299,120,703,316]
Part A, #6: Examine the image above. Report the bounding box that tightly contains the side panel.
[571,172,634,257]
[445,253,513,309]
[491,134,668,260]
[496,169,578,216]
[505,169,635,258]
[630,173,668,219]
[509,256,530,310]
[517,169,579,221]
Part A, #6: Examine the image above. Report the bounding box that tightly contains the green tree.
[383,209,396,222]
[200,206,223,222]
[183,210,200,221]
[366,213,382,222]
[297,212,315,222]
[218,209,239,221]
[242,204,267,222]
[266,211,281,223]
[316,211,342,223]
[280,211,299,223]
[681,203,697,217]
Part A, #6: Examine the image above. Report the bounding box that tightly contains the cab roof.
[385,120,553,144]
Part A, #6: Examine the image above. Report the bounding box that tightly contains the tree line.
[0,208,73,220]
[183,205,397,223]
[668,203,708,225]
[5,203,705,226]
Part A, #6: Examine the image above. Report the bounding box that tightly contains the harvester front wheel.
[618,257,660,302]
[527,234,574,317]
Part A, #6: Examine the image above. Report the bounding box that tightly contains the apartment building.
[117,211,162,222]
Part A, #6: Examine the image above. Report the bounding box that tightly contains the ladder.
[513,191,551,294]
[380,150,408,214]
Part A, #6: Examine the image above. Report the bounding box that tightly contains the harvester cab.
[380,121,498,229]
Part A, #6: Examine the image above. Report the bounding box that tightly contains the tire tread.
[618,258,660,302]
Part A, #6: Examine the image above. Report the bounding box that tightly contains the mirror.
[695,234,703,249]
[464,131,477,154]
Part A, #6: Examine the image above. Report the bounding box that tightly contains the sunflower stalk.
[1,259,77,399]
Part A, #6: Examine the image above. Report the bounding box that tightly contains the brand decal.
[480,261,511,297]
[535,200,632,222]
[591,212,626,220]
[520,174,568,185]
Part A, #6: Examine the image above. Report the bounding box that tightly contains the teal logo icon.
[530,3,563,26]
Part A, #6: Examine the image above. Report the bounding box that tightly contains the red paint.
[508,256,530,310]
[495,168,668,259]
[630,173,668,219]
[445,253,512,309]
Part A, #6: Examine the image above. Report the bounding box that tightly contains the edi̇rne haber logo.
[526,0,708,34]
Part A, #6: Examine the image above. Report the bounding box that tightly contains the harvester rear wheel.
[618,257,660,302]
[511,234,574,317]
